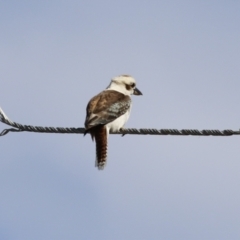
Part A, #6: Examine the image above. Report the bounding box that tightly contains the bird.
[84,75,142,170]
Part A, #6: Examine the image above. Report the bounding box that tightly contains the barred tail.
[92,126,108,170]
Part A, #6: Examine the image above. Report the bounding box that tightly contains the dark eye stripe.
[125,84,131,90]
[125,83,136,91]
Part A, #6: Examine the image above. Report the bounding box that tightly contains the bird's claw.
[120,128,126,137]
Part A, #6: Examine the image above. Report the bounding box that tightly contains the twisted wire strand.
[1,106,240,137]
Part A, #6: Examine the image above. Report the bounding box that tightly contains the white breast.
[106,108,131,134]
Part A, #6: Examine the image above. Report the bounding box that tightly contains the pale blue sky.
[1,1,240,239]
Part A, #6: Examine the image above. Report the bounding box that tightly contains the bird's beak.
[133,88,143,96]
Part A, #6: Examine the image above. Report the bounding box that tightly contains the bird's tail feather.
[91,126,108,170]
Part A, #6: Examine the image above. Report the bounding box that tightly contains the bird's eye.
[125,83,135,91]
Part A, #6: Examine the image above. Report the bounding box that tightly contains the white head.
[107,75,142,96]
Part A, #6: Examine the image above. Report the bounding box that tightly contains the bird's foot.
[120,128,126,137]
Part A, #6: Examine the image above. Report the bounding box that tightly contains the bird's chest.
[106,108,131,132]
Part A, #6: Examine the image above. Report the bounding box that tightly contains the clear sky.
[1,1,240,239]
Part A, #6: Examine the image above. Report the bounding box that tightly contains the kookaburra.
[84,75,142,170]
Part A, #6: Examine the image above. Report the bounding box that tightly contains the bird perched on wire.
[84,75,142,170]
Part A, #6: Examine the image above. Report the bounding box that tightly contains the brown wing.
[84,90,131,130]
